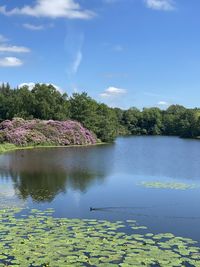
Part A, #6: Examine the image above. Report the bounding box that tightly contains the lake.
[1,136,200,243]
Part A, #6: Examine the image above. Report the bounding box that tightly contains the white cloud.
[100,86,127,98]
[0,0,95,19]
[0,45,30,53]
[157,101,169,106]
[23,23,45,31]
[0,35,30,66]
[145,0,175,11]
[48,83,63,93]
[0,57,23,67]
[18,82,36,90]
[23,23,54,31]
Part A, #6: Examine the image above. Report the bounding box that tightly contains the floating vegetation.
[0,208,200,266]
[140,181,198,190]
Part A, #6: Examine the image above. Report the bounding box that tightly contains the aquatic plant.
[0,118,97,146]
[0,208,200,266]
[140,181,198,190]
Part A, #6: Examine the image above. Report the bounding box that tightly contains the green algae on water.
[0,208,200,266]
[140,181,198,190]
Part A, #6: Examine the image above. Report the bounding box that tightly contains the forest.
[0,83,200,142]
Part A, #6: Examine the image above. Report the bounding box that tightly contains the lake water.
[1,136,200,243]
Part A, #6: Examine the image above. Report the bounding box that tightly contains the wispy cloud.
[23,23,54,31]
[0,34,30,53]
[0,0,95,19]
[100,86,127,98]
[0,45,30,53]
[72,50,82,74]
[0,34,30,67]
[65,28,84,76]
[23,23,44,31]
[144,0,175,11]
[0,57,23,67]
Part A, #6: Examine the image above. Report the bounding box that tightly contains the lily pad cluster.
[0,208,200,266]
[140,181,198,190]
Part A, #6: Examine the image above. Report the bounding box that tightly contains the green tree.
[69,92,98,132]
[31,84,70,120]
[95,104,118,142]
[163,105,186,135]
[13,86,35,119]
[140,108,163,135]
[122,107,141,135]
[69,93,118,142]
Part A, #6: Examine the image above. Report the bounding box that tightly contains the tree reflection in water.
[0,145,114,202]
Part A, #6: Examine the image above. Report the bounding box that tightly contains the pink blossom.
[0,118,97,146]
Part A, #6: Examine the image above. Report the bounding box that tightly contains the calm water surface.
[1,136,200,242]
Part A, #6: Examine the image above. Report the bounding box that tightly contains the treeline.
[0,83,200,142]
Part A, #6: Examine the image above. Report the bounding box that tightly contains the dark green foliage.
[1,83,200,142]
[141,108,163,135]
[0,83,70,121]
[69,92,98,133]
[121,107,142,135]
[31,84,70,120]
[95,104,118,142]
[69,93,118,142]
[118,105,200,139]
[162,105,187,135]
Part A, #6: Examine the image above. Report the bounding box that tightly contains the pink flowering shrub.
[0,118,97,146]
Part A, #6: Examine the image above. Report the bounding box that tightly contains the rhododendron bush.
[0,118,97,146]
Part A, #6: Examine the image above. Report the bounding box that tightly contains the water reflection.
[114,136,200,180]
[1,137,200,241]
[0,145,114,202]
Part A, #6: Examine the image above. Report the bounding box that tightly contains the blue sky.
[0,0,199,109]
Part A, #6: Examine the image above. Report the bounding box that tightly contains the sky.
[0,0,200,109]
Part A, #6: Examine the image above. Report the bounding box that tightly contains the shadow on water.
[0,145,114,202]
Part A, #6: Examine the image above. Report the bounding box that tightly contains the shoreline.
[0,142,107,154]
[1,134,200,155]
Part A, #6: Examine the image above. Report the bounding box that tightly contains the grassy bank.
[0,143,18,154]
[0,142,106,154]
